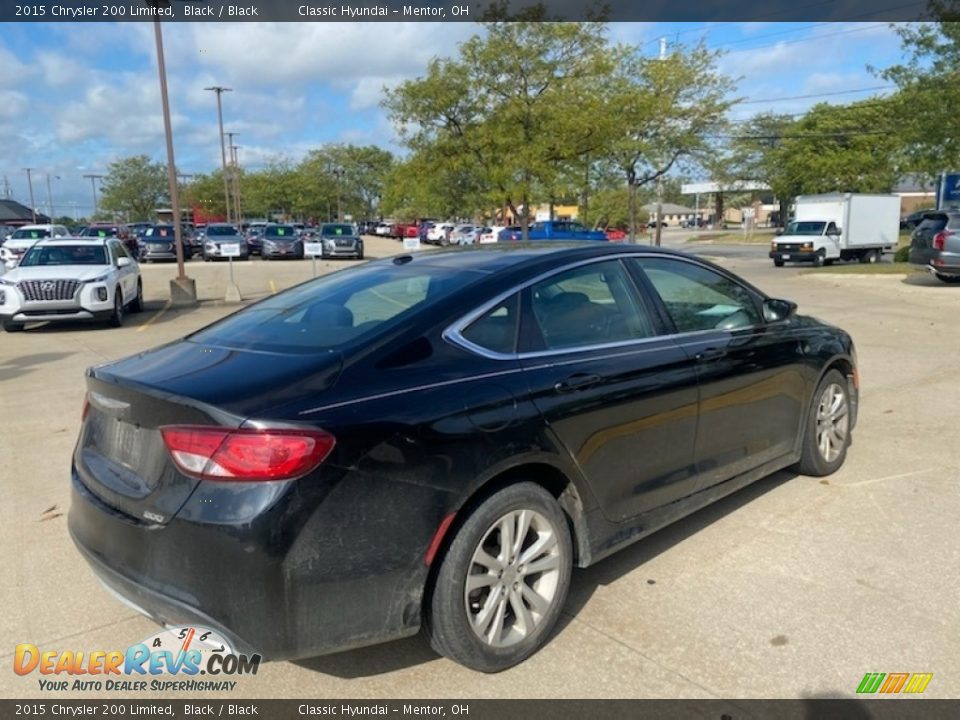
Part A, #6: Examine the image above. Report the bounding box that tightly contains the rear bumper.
[912,248,960,275]
[68,466,428,661]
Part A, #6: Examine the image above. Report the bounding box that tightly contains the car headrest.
[302,303,354,328]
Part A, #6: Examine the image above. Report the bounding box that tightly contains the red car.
[605,228,628,242]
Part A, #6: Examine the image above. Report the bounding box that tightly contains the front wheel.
[2,321,23,333]
[427,482,573,673]
[797,369,851,476]
[107,289,124,328]
[129,280,143,313]
[773,260,785,267]
[812,250,826,268]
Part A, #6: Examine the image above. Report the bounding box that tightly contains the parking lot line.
[136,299,172,333]
[269,279,277,295]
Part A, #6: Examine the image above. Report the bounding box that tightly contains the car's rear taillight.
[933,230,952,250]
[160,425,335,481]
[81,394,90,421]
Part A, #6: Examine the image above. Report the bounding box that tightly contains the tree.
[878,18,960,177]
[605,42,736,243]
[98,155,168,221]
[384,21,618,239]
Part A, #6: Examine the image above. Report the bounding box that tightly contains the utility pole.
[225,132,239,225]
[1,175,11,199]
[333,168,343,222]
[83,174,103,217]
[46,173,59,221]
[204,85,233,223]
[154,3,196,304]
[654,37,667,248]
[230,144,243,228]
[23,168,36,223]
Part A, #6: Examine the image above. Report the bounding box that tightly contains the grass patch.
[687,232,777,245]
[800,262,922,275]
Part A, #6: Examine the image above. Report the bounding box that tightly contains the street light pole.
[333,168,343,222]
[153,5,196,304]
[230,144,243,228]
[225,132,239,225]
[46,173,59,221]
[83,174,102,218]
[23,168,36,223]
[204,85,233,223]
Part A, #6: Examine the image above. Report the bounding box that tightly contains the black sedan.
[138,225,193,262]
[69,243,857,672]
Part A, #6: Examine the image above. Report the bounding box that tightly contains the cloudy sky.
[0,21,905,218]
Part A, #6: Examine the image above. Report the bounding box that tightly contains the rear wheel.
[797,369,851,476]
[860,249,880,264]
[427,482,572,673]
[934,272,960,284]
[107,289,124,328]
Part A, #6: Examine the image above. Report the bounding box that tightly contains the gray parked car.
[909,211,960,283]
[261,224,304,260]
[318,223,364,260]
[202,223,249,261]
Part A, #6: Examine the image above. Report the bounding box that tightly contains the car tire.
[130,280,143,313]
[357,250,364,260]
[426,482,573,673]
[108,289,124,328]
[773,260,785,267]
[812,250,826,268]
[796,369,851,477]
[934,272,960,284]
[2,321,23,333]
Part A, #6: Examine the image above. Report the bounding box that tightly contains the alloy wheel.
[815,382,849,462]
[464,509,562,648]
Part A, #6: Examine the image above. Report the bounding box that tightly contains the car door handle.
[554,374,602,393]
[695,348,727,363]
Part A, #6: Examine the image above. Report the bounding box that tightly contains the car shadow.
[292,469,797,679]
[0,351,75,382]
[902,272,948,287]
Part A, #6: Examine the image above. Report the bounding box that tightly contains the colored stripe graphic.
[903,673,934,694]
[857,673,885,694]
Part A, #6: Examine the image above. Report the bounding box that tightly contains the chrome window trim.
[442,252,770,361]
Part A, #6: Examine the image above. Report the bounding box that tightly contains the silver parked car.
[318,223,364,260]
[261,224,304,260]
[449,224,478,246]
[909,211,960,283]
[202,223,249,261]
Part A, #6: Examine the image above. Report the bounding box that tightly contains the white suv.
[2,224,70,268]
[0,237,142,332]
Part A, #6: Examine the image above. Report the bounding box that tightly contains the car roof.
[35,236,110,246]
[15,224,60,230]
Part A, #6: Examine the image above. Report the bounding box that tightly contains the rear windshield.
[916,216,948,232]
[10,228,51,240]
[321,225,354,237]
[84,227,118,237]
[188,261,482,354]
[21,245,107,266]
[265,226,295,238]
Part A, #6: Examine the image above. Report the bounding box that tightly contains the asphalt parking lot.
[2,233,958,699]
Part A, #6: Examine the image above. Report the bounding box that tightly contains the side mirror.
[763,298,797,323]
[117,257,133,268]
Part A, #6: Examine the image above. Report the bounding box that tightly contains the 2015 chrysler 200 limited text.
[69,243,858,672]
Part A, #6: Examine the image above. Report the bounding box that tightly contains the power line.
[736,84,895,105]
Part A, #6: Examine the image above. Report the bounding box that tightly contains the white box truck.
[769,193,901,267]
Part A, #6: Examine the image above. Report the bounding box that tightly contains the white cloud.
[0,91,27,119]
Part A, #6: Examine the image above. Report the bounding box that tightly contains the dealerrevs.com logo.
[14,627,261,692]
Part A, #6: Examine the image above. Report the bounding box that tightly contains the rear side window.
[189,263,480,354]
[461,295,519,355]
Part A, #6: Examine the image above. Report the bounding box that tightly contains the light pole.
[225,132,239,225]
[204,85,233,223]
[23,168,36,223]
[333,168,343,222]
[83,174,102,217]
[45,173,59,221]
[230,144,243,228]
[153,2,196,304]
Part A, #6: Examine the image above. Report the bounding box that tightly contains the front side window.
[637,258,762,333]
[525,260,653,351]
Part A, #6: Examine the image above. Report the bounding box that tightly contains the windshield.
[11,228,51,240]
[786,221,827,236]
[265,226,295,238]
[145,226,175,239]
[20,245,107,266]
[321,225,354,237]
[189,261,481,354]
[83,227,118,237]
[206,225,238,237]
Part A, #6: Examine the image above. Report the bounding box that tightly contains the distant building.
[0,199,50,227]
[893,175,936,215]
[642,202,704,226]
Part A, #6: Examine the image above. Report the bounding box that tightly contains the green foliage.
[588,186,647,229]
[894,244,910,262]
[98,155,169,221]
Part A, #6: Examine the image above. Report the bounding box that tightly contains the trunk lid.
[76,340,342,524]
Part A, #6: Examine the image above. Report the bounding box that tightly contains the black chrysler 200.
[69,243,858,672]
